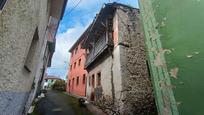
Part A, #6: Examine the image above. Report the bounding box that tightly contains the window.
[92,74,95,87]
[75,47,78,54]
[83,74,86,84]
[72,78,75,86]
[76,76,79,85]
[89,76,91,86]
[74,62,76,69]
[24,28,39,72]
[78,59,81,66]
[0,0,7,10]
[70,65,72,71]
[69,80,71,86]
[97,72,101,86]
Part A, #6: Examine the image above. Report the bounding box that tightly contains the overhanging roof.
[50,0,68,20]
[68,25,92,52]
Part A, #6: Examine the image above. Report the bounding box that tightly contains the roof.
[60,0,68,20]
[81,2,138,48]
[68,25,92,52]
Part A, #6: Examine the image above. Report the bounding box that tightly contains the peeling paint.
[170,68,179,79]
[186,55,193,58]
[194,51,199,55]
[154,52,164,66]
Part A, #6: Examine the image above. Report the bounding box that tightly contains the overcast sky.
[46,0,139,80]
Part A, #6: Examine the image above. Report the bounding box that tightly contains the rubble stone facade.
[83,3,157,114]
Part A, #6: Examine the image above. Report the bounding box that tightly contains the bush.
[52,80,66,91]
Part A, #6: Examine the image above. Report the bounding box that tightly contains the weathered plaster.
[0,0,50,114]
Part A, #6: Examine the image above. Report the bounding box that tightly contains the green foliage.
[52,80,66,91]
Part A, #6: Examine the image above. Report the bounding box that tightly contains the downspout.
[106,15,115,104]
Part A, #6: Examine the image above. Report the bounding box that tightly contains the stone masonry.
[84,3,157,115]
[117,7,157,115]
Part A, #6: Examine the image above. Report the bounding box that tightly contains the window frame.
[74,62,77,69]
[76,76,79,86]
[92,74,95,87]
[82,74,86,84]
[97,72,101,86]
[75,47,78,54]
[78,59,81,66]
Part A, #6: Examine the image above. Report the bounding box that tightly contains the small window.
[69,80,71,86]
[97,72,101,86]
[78,59,81,66]
[89,76,91,86]
[92,74,95,87]
[74,62,76,69]
[70,65,72,71]
[72,78,75,86]
[83,74,86,84]
[24,28,39,72]
[75,47,78,54]
[0,0,7,10]
[76,76,79,85]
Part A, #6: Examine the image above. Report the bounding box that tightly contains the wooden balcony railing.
[85,35,108,68]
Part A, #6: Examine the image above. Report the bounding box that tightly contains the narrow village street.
[32,90,92,115]
[1,0,204,115]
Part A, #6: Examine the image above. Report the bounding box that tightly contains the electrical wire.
[63,0,82,17]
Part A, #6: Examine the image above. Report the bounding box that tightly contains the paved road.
[34,90,91,115]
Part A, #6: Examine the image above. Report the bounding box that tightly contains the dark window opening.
[97,72,101,86]
[78,59,81,66]
[24,28,39,72]
[70,65,72,71]
[75,47,78,54]
[83,74,86,84]
[74,62,76,69]
[0,0,7,10]
[76,76,79,85]
[92,74,95,88]
[89,76,91,86]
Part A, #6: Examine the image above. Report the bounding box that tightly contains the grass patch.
[58,92,93,115]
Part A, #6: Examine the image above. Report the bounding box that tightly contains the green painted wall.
[139,0,204,115]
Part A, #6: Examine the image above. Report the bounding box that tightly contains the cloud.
[47,0,139,79]
[47,21,92,79]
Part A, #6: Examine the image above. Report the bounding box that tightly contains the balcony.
[85,35,108,68]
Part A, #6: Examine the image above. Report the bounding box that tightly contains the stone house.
[0,0,67,115]
[81,3,156,114]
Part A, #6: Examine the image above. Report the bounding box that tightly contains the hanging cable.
[63,0,82,17]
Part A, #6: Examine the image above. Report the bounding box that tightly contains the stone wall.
[0,0,49,114]
[117,7,157,114]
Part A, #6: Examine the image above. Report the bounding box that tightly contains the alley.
[32,91,92,115]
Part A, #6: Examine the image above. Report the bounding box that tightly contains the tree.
[52,80,66,91]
